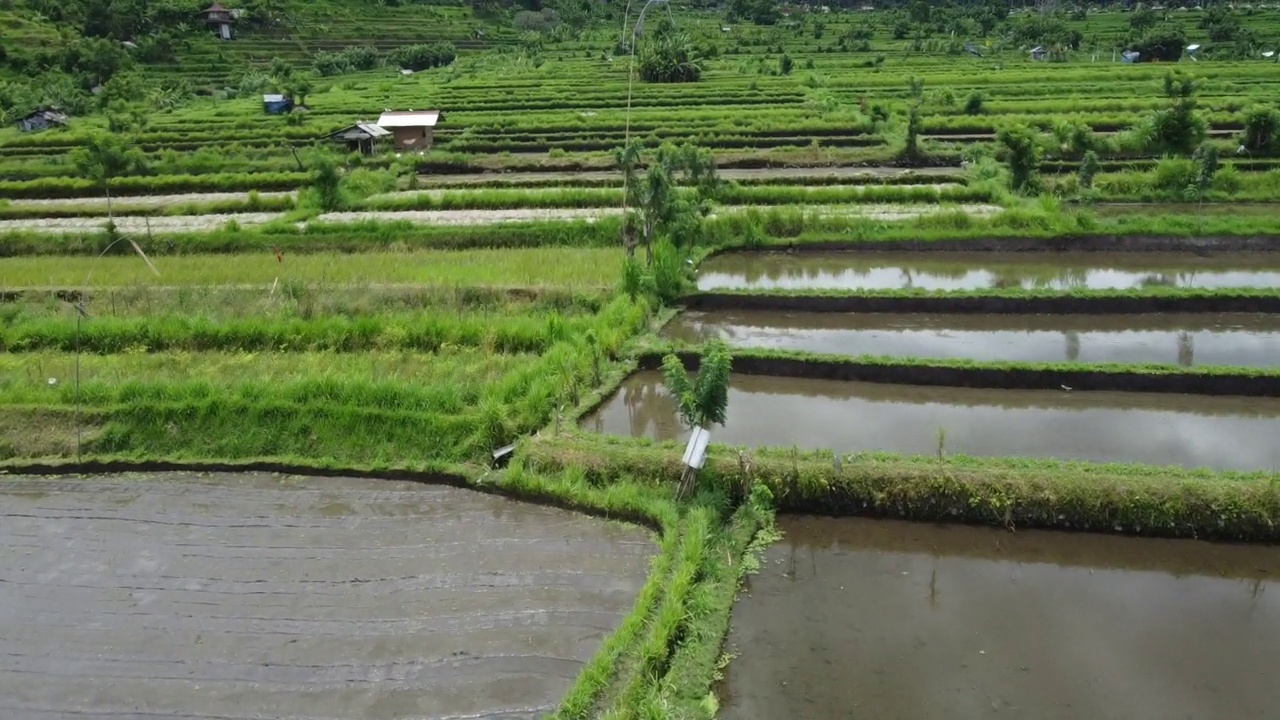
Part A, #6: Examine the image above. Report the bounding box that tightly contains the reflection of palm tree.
[1138,273,1176,288]
[1057,267,1090,290]
[625,377,683,441]
[1177,331,1194,367]
[624,381,648,438]
[1065,331,1080,362]
[901,268,913,289]
[990,269,1024,289]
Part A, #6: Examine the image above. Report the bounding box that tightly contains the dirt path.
[5,191,296,210]
[0,212,283,234]
[0,472,655,720]
[0,202,999,233]
[316,203,1001,226]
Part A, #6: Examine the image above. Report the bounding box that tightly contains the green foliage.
[1146,72,1205,155]
[61,36,131,88]
[1129,22,1188,62]
[616,139,719,263]
[779,53,792,75]
[1242,106,1280,154]
[1129,5,1159,34]
[306,150,343,211]
[637,18,701,84]
[897,103,923,162]
[1186,143,1220,202]
[70,131,145,187]
[650,237,687,305]
[1212,164,1243,194]
[620,255,644,301]
[1151,155,1196,194]
[1008,13,1081,51]
[1078,150,1100,190]
[964,91,985,116]
[996,124,1041,194]
[386,42,457,71]
[1052,119,1095,158]
[313,46,381,76]
[660,339,731,430]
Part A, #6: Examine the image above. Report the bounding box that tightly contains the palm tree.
[661,340,732,497]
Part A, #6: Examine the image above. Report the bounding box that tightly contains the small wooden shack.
[376,110,444,152]
[1029,46,1048,61]
[201,2,234,40]
[16,108,67,133]
[326,123,390,155]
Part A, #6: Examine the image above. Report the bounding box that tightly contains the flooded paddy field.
[664,311,1280,367]
[719,516,1280,720]
[696,251,1280,293]
[583,371,1280,471]
[0,472,655,720]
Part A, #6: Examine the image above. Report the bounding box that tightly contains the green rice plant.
[0,248,624,290]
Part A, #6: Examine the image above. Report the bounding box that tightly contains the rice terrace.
[2,0,1280,717]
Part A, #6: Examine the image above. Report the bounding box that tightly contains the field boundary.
[711,234,1280,253]
[524,434,1280,542]
[0,457,669,531]
[637,349,1280,396]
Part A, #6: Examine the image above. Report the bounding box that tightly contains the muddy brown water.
[720,516,1280,720]
[582,371,1280,471]
[696,251,1280,292]
[0,472,655,720]
[664,310,1280,367]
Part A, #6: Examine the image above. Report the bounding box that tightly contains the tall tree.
[70,131,156,273]
[70,131,146,221]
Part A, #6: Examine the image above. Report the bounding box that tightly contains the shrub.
[1151,155,1196,194]
[387,42,457,71]
[1129,23,1187,62]
[650,238,687,305]
[514,9,559,33]
[638,18,701,83]
[1078,150,1100,190]
[1212,164,1242,194]
[313,46,381,76]
[1242,106,1280,154]
[961,91,984,115]
[996,124,1041,195]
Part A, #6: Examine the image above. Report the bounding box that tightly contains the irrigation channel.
[664,311,1280,368]
[695,251,1280,293]
[719,516,1280,720]
[582,371,1280,471]
[0,472,654,720]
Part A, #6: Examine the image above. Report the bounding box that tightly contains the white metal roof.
[329,123,390,140]
[377,110,442,128]
[263,94,286,102]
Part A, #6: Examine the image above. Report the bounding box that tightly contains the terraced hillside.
[3,3,1280,720]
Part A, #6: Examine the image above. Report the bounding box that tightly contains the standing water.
[582,371,1280,471]
[663,311,1280,367]
[720,517,1280,720]
[0,473,655,720]
[696,251,1280,292]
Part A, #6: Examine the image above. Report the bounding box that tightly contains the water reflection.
[720,516,1280,720]
[698,251,1280,292]
[662,311,1280,368]
[584,371,1280,470]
